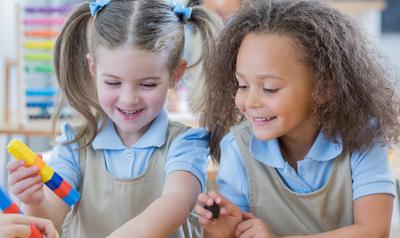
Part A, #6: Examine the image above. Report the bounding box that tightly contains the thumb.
[242,211,256,220]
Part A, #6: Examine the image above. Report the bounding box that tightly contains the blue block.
[45,173,63,190]
[63,189,81,206]
[0,189,13,210]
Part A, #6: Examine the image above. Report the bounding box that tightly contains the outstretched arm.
[235,194,393,238]
[108,171,201,237]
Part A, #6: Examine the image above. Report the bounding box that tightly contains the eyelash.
[263,88,279,94]
[238,85,279,94]
[104,82,158,88]
[141,83,157,88]
[105,81,120,86]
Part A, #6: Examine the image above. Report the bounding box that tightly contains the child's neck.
[278,128,320,171]
[114,123,150,148]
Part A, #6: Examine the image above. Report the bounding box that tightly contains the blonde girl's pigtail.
[183,6,223,159]
[53,3,104,148]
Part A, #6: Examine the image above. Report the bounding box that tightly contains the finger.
[17,182,44,201]
[3,224,31,238]
[8,166,40,186]
[216,198,241,217]
[195,204,213,220]
[7,160,25,174]
[11,175,42,196]
[207,191,223,204]
[207,192,232,208]
[235,220,253,237]
[242,211,256,220]
[1,214,31,225]
[28,217,58,238]
[238,227,256,238]
[198,193,215,206]
[197,215,214,225]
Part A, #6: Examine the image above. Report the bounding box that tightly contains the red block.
[3,202,21,214]
[53,180,72,199]
[29,223,42,238]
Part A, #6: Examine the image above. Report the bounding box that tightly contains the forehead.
[202,0,240,19]
[202,0,240,9]
[236,33,312,81]
[238,33,297,57]
[94,46,170,75]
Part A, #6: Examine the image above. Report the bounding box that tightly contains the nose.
[245,89,263,109]
[120,87,139,106]
[214,0,225,8]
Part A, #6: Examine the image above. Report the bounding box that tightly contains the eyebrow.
[235,72,285,81]
[101,73,120,79]
[101,73,162,81]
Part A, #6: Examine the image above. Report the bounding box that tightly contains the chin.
[253,133,274,141]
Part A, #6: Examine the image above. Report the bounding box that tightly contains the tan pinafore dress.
[232,121,353,235]
[61,121,201,238]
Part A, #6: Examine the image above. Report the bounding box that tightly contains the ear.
[86,53,96,78]
[169,60,187,89]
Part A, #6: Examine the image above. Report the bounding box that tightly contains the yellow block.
[40,165,55,183]
[33,157,46,170]
[7,139,38,166]
[7,139,54,182]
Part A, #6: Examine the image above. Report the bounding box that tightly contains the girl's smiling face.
[88,46,178,146]
[235,33,318,143]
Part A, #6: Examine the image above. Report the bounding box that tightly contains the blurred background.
[0,0,399,236]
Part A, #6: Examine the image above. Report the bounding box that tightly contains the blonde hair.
[53,0,219,148]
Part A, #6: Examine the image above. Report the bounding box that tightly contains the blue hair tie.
[89,0,111,16]
[171,1,192,20]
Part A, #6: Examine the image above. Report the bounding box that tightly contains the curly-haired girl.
[195,0,400,237]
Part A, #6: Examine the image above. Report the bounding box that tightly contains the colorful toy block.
[7,139,81,206]
[0,188,41,238]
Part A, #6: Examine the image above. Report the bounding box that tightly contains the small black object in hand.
[204,203,220,219]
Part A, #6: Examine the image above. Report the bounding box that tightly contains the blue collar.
[249,131,343,168]
[92,109,169,150]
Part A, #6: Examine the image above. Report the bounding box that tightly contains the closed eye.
[141,83,157,88]
[263,88,279,94]
[105,81,121,86]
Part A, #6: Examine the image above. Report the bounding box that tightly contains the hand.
[235,212,278,238]
[195,192,242,238]
[0,214,59,238]
[7,160,45,206]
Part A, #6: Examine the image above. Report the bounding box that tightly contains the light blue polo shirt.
[48,109,209,191]
[217,131,396,212]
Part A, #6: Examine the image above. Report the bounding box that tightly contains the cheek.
[98,94,112,107]
[146,90,168,106]
[234,93,243,111]
[97,85,115,106]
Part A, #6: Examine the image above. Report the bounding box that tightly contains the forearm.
[283,224,389,238]
[286,194,394,238]
[203,230,236,238]
[108,192,193,238]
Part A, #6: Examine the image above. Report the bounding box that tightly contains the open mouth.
[117,108,144,119]
[252,116,277,124]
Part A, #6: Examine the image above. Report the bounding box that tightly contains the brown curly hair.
[198,0,400,160]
